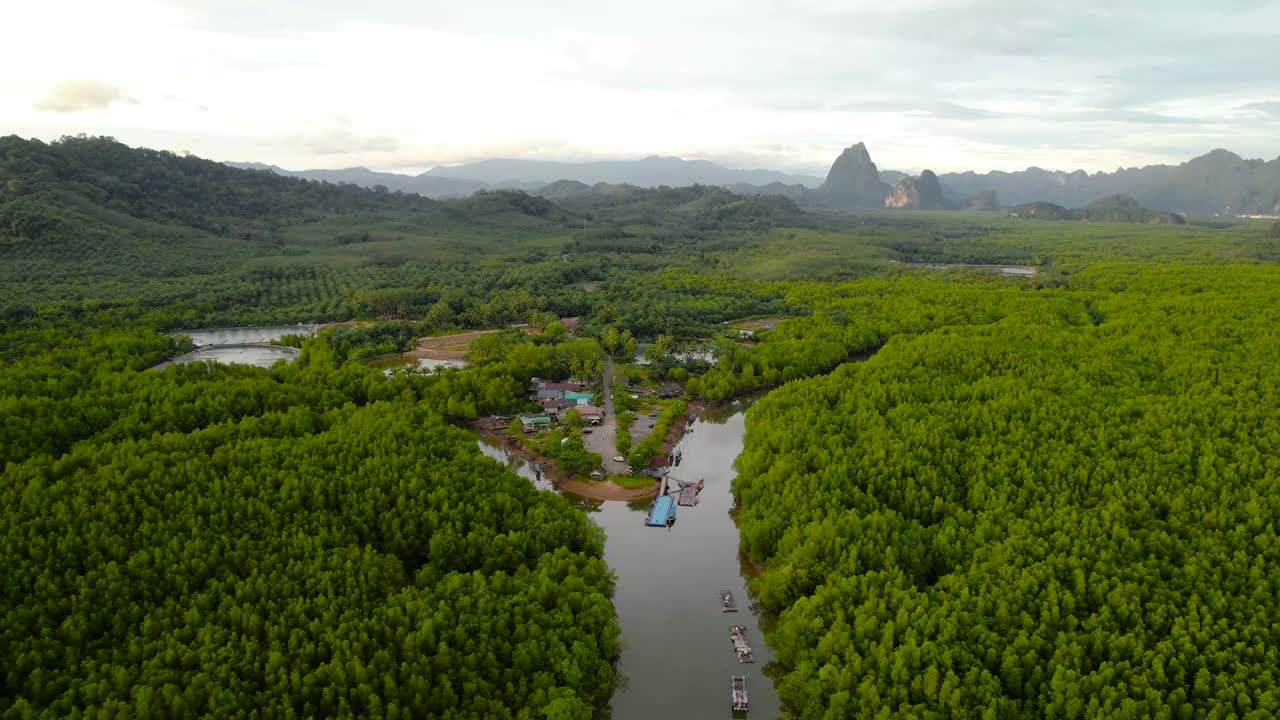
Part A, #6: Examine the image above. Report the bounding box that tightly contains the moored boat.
[731,675,748,712]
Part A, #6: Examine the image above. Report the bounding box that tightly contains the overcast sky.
[6,0,1280,176]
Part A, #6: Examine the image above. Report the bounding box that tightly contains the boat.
[644,495,678,527]
[730,625,755,663]
[721,590,738,612]
[696,478,705,491]
[731,675,749,712]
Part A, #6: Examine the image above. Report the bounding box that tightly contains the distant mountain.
[884,170,945,209]
[816,143,886,209]
[229,156,823,200]
[427,155,822,188]
[963,190,1000,211]
[226,162,503,198]
[1008,194,1184,224]
[939,150,1280,215]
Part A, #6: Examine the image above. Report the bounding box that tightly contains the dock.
[645,495,677,527]
[731,675,748,712]
[730,625,755,663]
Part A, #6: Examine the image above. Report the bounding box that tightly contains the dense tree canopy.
[1,317,617,719]
[734,263,1280,719]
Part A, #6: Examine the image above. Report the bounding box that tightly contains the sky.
[5,0,1280,177]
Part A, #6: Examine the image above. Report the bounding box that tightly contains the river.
[477,400,783,720]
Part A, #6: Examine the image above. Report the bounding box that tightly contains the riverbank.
[471,427,659,501]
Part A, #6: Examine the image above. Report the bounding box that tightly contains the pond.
[634,347,718,367]
[152,344,300,370]
[895,260,1037,276]
[478,402,783,719]
[173,325,313,346]
[367,356,469,374]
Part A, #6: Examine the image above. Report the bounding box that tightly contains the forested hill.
[0,135,436,237]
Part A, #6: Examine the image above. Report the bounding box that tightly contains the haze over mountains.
[229,157,822,201]
[233,144,1280,217]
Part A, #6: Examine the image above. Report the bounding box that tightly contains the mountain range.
[810,145,1280,216]
[233,146,1280,216]
[229,157,822,200]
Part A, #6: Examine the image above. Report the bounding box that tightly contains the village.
[511,369,687,483]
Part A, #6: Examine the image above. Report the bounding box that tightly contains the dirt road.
[582,356,635,476]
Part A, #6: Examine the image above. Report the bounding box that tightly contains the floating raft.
[674,477,704,506]
[721,590,738,612]
[731,675,749,712]
[644,495,677,527]
[730,625,755,663]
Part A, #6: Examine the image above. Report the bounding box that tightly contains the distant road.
[584,355,631,475]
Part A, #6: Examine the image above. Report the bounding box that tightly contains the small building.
[642,455,671,477]
[589,469,605,481]
[575,405,604,424]
[563,391,594,403]
[519,413,552,433]
[536,388,564,400]
[654,382,683,399]
[541,381,584,393]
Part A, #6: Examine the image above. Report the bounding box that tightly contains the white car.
[612,455,627,463]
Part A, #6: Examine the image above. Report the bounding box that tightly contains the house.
[575,405,604,424]
[536,388,564,400]
[519,413,552,433]
[541,382,584,393]
[642,455,671,477]
[546,402,579,421]
[563,391,594,404]
[654,382,683,399]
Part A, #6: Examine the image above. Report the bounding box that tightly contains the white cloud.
[34,79,134,113]
[3,0,1280,173]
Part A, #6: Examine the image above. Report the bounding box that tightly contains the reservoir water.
[478,402,782,719]
[152,344,300,370]
[173,325,312,345]
[153,326,308,369]
[367,356,469,373]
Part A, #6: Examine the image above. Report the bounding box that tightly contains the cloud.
[831,99,1007,120]
[1237,101,1280,117]
[34,79,134,113]
[287,119,400,155]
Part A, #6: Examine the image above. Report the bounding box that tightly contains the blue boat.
[645,495,677,527]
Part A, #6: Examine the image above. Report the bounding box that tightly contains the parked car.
[612,455,627,463]
[583,429,593,434]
